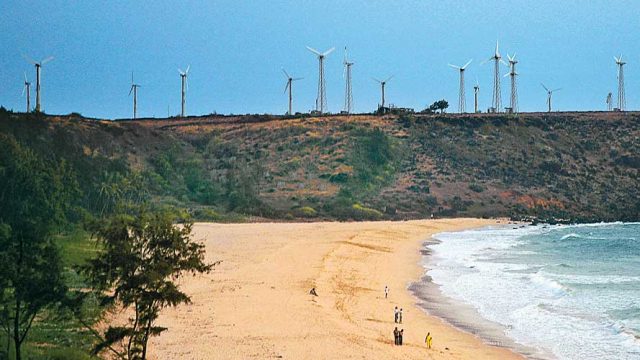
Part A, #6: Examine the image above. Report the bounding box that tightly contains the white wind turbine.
[129,72,141,119]
[306,46,335,114]
[24,55,54,112]
[22,72,31,112]
[373,75,394,111]
[178,65,190,117]
[282,69,303,115]
[541,83,561,112]
[448,59,472,113]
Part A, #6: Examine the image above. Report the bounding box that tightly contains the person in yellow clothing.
[425,332,433,349]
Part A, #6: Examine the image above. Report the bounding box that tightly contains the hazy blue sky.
[1,0,638,119]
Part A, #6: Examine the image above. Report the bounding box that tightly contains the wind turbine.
[482,41,507,113]
[504,53,518,113]
[22,72,31,112]
[606,92,613,111]
[343,47,354,114]
[24,55,54,112]
[306,46,335,114]
[614,55,626,111]
[473,78,480,113]
[541,83,561,112]
[129,72,141,119]
[282,69,302,115]
[448,59,472,113]
[373,75,393,112]
[178,65,190,117]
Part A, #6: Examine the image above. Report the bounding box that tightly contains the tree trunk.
[13,299,21,360]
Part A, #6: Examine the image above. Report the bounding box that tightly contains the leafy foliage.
[81,208,215,359]
[0,133,77,360]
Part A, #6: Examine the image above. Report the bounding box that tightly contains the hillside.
[1,109,638,223]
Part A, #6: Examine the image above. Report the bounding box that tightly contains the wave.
[561,233,581,240]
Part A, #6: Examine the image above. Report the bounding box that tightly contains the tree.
[82,208,214,359]
[0,134,76,360]
[425,99,449,114]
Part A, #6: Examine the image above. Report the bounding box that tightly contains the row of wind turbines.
[448,42,628,114]
[20,43,629,117]
[21,53,191,119]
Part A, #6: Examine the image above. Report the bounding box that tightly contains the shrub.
[351,203,383,220]
[294,206,317,218]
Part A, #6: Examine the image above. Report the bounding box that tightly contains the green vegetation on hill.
[1,109,639,223]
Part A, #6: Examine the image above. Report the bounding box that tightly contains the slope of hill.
[1,109,638,222]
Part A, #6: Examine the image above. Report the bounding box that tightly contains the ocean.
[421,222,640,360]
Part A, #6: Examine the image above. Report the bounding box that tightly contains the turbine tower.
[541,83,561,112]
[473,79,480,113]
[482,41,506,113]
[504,53,518,113]
[606,92,613,111]
[343,47,354,114]
[306,46,335,114]
[24,55,54,112]
[178,65,190,117]
[448,59,472,113]
[373,76,393,112]
[129,72,141,119]
[615,55,626,111]
[22,72,31,112]
[282,69,302,115]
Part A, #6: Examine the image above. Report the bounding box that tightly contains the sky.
[0,0,638,119]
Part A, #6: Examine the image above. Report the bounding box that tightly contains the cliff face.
[1,110,638,222]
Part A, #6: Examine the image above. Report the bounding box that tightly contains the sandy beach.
[145,219,524,359]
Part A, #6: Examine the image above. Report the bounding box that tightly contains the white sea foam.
[426,223,640,360]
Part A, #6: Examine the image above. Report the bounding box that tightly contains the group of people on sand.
[386,286,433,349]
[308,285,433,350]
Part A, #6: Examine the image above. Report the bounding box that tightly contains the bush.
[469,183,485,193]
[351,203,383,220]
[294,206,317,218]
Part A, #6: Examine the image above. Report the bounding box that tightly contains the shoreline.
[409,231,548,360]
[142,219,525,359]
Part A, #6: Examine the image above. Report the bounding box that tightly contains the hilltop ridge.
[1,109,638,222]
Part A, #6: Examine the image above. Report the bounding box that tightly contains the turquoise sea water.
[429,223,640,360]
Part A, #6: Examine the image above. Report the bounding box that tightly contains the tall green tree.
[82,208,214,360]
[0,134,77,360]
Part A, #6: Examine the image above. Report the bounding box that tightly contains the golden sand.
[146,219,523,359]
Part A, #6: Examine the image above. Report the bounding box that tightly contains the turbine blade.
[306,46,322,56]
[372,77,381,83]
[292,77,303,81]
[22,53,37,64]
[284,81,290,94]
[322,47,335,56]
[480,57,492,65]
[185,65,190,74]
[462,59,473,69]
[552,88,562,92]
[282,68,290,79]
[178,68,184,75]
[448,64,461,69]
[504,72,510,78]
[500,59,508,66]
[385,75,394,82]
[129,85,133,96]
[40,56,54,64]
[22,84,25,97]
[541,83,549,92]
[24,72,28,82]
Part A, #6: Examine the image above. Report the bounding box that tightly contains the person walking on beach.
[394,306,399,323]
[425,332,432,349]
[399,329,404,345]
[399,308,403,324]
[393,327,399,345]
[384,285,389,299]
